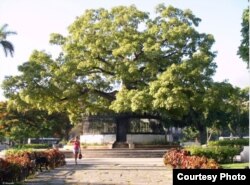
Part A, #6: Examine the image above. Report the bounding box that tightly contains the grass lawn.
[221,163,249,169]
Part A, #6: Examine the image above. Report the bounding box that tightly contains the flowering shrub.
[163,149,220,169]
[0,149,65,183]
[44,148,66,168]
[0,157,25,183]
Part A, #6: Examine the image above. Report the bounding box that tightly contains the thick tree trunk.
[198,125,207,145]
[116,116,129,142]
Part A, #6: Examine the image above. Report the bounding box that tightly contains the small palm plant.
[0,24,17,57]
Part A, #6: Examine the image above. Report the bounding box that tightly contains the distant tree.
[238,8,249,67]
[202,83,249,140]
[0,101,72,144]
[202,82,233,141]
[0,24,17,58]
[226,87,249,137]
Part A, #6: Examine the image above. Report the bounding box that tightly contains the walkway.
[24,158,172,185]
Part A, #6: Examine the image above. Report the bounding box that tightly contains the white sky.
[0,0,249,101]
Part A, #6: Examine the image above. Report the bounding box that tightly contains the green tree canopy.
[238,8,249,67]
[226,87,249,136]
[0,101,72,144]
[202,82,248,141]
[2,5,227,144]
[3,5,217,122]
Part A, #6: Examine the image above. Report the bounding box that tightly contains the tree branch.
[88,67,115,76]
[80,88,117,101]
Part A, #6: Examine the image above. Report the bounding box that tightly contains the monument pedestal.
[240,146,249,162]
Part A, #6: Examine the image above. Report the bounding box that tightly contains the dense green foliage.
[238,8,249,66]
[14,143,50,149]
[181,126,199,142]
[186,146,242,163]
[2,5,216,119]
[187,138,248,164]
[208,138,249,147]
[187,139,249,163]
[200,84,248,142]
[0,101,72,144]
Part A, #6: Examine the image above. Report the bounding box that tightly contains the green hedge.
[208,139,249,147]
[186,146,242,163]
[14,143,50,149]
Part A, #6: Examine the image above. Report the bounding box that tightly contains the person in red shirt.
[71,136,81,165]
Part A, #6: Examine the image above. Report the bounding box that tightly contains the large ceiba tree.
[3,5,217,143]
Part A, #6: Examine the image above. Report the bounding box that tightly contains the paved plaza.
[24,158,172,185]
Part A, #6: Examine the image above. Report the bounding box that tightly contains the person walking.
[71,136,81,165]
